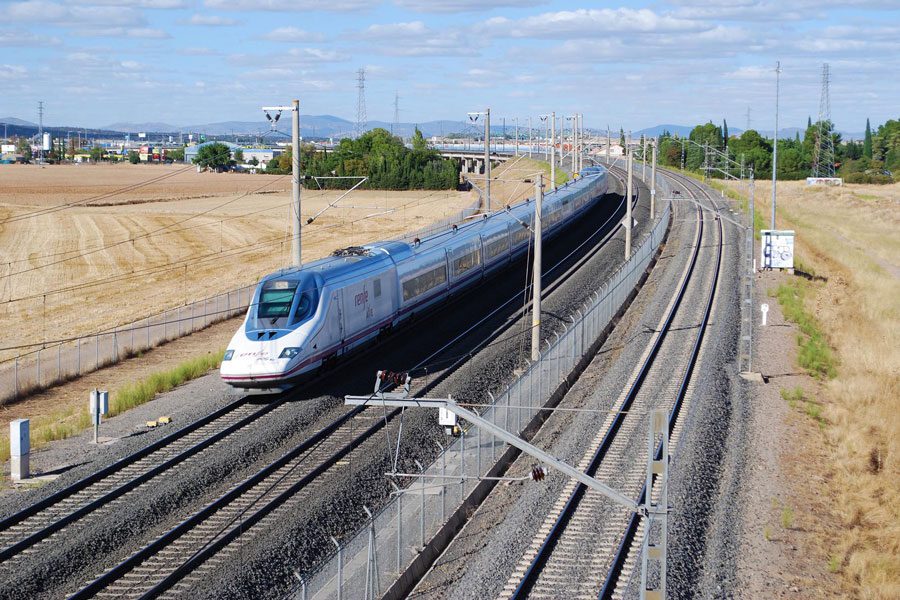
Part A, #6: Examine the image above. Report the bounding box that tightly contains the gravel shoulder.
[727,268,843,599]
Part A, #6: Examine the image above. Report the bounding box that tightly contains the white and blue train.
[220,166,609,390]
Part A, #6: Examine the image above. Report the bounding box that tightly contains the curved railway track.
[503,170,725,599]
[52,167,639,598]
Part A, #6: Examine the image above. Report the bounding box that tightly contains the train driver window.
[293,292,314,324]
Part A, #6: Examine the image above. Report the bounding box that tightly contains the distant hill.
[0,117,37,127]
[103,122,179,133]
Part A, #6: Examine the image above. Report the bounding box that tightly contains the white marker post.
[10,419,29,481]
[90,389,109,444]
[761,303,769,326]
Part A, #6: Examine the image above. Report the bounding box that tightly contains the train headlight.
[279,347,302,359]
[223,350,235,361]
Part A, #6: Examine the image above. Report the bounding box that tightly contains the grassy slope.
[726,178,900,598]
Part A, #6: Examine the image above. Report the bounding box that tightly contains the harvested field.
[724,178,900,599]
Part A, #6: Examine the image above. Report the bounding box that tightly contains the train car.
[220,166,609,391]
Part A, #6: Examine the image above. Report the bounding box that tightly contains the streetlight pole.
[771,60,781,229]
[531,173,543,362]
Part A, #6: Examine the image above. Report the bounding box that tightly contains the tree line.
[265,127,460,190]
[653,118,899,184]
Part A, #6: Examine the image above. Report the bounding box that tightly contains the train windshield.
[259,283,297,319]
[252,277,320,331]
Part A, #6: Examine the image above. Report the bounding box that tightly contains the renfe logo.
[354,290,369,307]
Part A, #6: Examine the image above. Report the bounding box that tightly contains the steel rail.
[512,171,718,598]
[597,171,724,599]
[0,396,284,562]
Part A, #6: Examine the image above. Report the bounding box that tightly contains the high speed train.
[220,166,609,391]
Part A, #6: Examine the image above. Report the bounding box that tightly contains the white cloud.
[0,29,60,46]
[181,47,219,55]
[261,27,325,42]
[0,64,28,80]
[79,0,189,7]
[6,1,146,26]
[394,0,545,13]
[480,8,708,38]
[183,14,239,26]
[359,21,477,56]
[75,27,171,39]
[204,0,371,11]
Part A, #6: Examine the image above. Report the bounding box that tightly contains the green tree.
[411,127,427,152]
[167,146,185,163]
[90,146,105,162]
[723,119,729,149]
[863,118,873,159]
[16,137,32,161]
[128,150,140,164]
[193,142,232,170]
[233,149,244,163]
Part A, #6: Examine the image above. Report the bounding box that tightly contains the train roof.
[257,166,606,285]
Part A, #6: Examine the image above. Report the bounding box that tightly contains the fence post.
[96,334,100,369]
[331,536,343,600]
[14,356,18,401]
[77,339,81,376]
[36,350,41,389]
[391,481,402,576]
[57,344,61,381]
[415,459,425,548]
[364,506,379,600]
[460,429,466,503]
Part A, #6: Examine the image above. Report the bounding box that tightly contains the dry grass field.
[725,179,899,598]
[0,159,545,365]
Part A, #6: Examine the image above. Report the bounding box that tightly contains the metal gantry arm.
[344,394,640,514]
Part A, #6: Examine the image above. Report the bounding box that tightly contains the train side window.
[453,247,482,276]
[485,235,509,259]
[374,278,382,298]
[402,264,448,301]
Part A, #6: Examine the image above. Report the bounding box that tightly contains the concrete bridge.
[435,149,511,175]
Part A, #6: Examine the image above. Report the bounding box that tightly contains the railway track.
[62,168,640,598]
[502,170,724,599]
[0,397,284,568]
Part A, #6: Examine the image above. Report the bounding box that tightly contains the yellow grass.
[0,349,224,463]
[725,179,900,598]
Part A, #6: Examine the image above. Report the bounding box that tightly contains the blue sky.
[1,0,897,131]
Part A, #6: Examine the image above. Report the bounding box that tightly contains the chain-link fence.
[0,284,258,405]
[294,194,672,600]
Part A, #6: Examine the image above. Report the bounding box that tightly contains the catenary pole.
[771,60,781,229]
[531,174,543,362]
[550,111,556,189]
[485,107,491,212]
[651,140,657,219]
[626,146,633,260]
[291,99,301,267]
